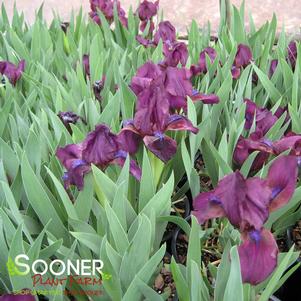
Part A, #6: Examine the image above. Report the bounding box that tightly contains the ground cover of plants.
[1,0,301,300]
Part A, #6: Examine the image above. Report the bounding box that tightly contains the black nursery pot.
[162,196,191,245]
[272,229,301,301]
[171,216,191,264]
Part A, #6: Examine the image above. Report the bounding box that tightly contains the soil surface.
[153,254,177,300]
[3,0,301,35]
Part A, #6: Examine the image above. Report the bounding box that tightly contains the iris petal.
[143,135,177,163]
[238,229,278,285]
[266,156,298,211]
[166,115,199,134]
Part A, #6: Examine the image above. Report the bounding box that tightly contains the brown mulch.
[153,254,176,300]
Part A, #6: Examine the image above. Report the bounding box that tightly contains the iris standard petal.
[82,124,119,167]
[234,44,252,68]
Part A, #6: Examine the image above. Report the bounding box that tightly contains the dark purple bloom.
[199,47,217,73]
[131,62,219,111]
[56,143,90,190]
[163,67,193,109]
[244,99,278,134]
[193,155,297,285]
[118,121,141,154]
[154,21,176,45]
[193,171,271,231]
[163,67,219,109]
[61,22,70,33]
[233,132,274,170]
[58,111,86,134]
[83,54,90,78]
[137,0,159,21]
[57,124,141,190]
[89,0,128,27]
[190,47,217,75]
[265,155,298,212]
[130,61,162,96]
[120,79,198,162]
[269,59,278,78]
[234,44,252,68]
[93,76,106,101]
[231,44,252,79]
[231,66,241,79]
[0,60,25,86]
[287,41,297,70]
[82,124,120,167]
[0,291,35,301]
[238,228,278,285]
[162,42,188,67]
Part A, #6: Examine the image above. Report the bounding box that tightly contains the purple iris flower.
[93,76,106,101]
[163,66,194,109]
[163,66,220,110]
[244,99,278,134]
[130,62,219,111]
[0,60,25,86]
[89,0,128,27]
[56,143,90,190]
[234,44,252,68]
[162,41,188,67]
[119,80,198,162]
[190,47,217,76]
[192,171,271,231]
[138,0,158,34]
[130,61,162,95]
[287,41,297,70]
[61,22,70,33]
[83,54,90,78]
[231,44,252,79]
[137,20,177,47]
[58,111,86,134]
[233,131,274,170]
[138,0,159,21]
[0,291,35,301]
[153,21,176,45]
[193,156,298,285]
[56,124,141,190]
